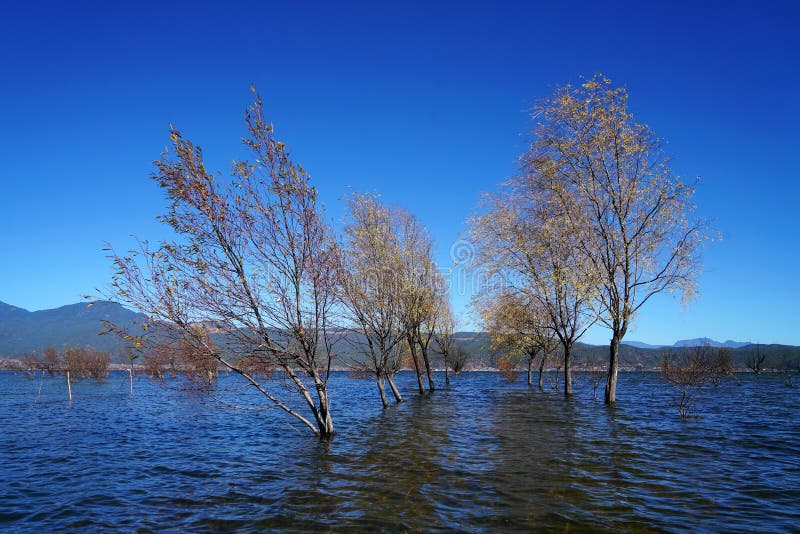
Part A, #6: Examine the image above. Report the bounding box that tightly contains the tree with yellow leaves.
[337,193,410,408]
[477,288,557,389]
[470,179,597,397]
[522,74,712,403]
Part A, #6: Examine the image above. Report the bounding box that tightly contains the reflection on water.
[1,371,798,531]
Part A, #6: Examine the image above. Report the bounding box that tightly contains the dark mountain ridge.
[0,300,147,357]
[1,301,798,370]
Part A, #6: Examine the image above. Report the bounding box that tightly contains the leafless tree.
[449,345,468,375]
[662,345,732,417]
[496,356,519,383]
[106,92,339,437]
[747,344,767,375]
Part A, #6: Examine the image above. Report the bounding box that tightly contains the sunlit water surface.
[1,371,798,532]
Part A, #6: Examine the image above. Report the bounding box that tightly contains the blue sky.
[1,1,798,345]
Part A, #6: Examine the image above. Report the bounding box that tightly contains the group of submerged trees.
[105,74,711,437]
[107,90,462,437]
[470,74,711,405]
[20,346,111,400]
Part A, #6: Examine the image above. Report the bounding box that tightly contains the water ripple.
[1,371,798,531]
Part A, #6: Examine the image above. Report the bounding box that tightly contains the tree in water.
[470,174,596,397]
[106,91,339,437]
[477,289,557,389]
[662,344,733,417]
[448,345,468,375]
[432,298,457,385]
[395,210,442,394]
[337,193,411,408]
[520,74,711,404]
[747,344,767,375]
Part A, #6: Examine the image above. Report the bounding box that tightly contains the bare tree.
[63,346,111,380]
[661,345,731,417]
[747,344,767,375]
[23,345,110,400]
[106,92,339,437]
[709,347,735,386]
[496,356,519,382]
[449,345,468,375]
[521,74,712,404]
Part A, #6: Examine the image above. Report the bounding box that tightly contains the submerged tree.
[107,92,339,437]
[470,178,596,397]
[521,74,711,404]
[337,193,409,408]
[747,344,767,375]
[396,210,441,394]
[22,345,110,400]
[448,345,469,375]
[496,356,519,382]
[661,345,732,417]
[477,289,557,389]
[432,298,457,384]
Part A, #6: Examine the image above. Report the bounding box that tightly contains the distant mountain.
[622,340,666,350]
[0,301,27,317]
[0,300,147,358]
[1,301,796,370]
[673,338,751,348]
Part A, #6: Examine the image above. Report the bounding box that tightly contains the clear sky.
[1,1,798,345]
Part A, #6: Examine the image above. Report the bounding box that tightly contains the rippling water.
[1,370,798,532]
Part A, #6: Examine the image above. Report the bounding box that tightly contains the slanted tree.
[521,74,711,404]
[107,92,339,437]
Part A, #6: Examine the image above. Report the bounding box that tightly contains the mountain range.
[623,338,752,350]
[1,300,797,370]
[0,300,146,357]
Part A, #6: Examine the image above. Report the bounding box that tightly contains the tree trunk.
[420,344,435,392]
[527,357,533,387]
[563,344,572,397]
[605,334,620,404]
[387,374,404,403]
[316,385,334,437]
[376,377,389,409]
[445,364,450,385]
[538,353,546,390]
[66,370,72,401]
[128,367,133,396]
[408,337,425,394]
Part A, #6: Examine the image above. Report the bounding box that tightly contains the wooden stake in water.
[37,370,44,402]
[129,367,133,396]
[66,370,72,401]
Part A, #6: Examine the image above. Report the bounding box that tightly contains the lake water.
[1,370,798,532]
